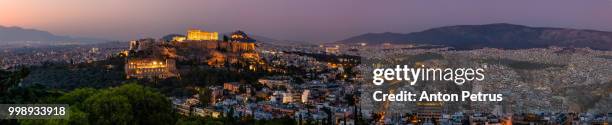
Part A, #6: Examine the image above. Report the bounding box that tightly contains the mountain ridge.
[339,23,612,50]
[0,25,108,43]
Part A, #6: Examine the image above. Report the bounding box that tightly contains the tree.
[223,35,229,42]
[31,83,177,125]
[84,90,134,125]
[0,68,29,93]
[66,107,90,125]
[104,83,177,125]
[20,104,92,125]
[57,88,99,109]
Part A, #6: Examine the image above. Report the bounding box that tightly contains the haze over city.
[2,0,612,42]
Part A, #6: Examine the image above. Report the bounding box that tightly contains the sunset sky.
[1,0,612,42]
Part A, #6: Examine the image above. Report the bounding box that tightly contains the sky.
[1,0,612,42]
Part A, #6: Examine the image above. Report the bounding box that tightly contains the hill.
[0,26,107,45]
[340,23,612,50]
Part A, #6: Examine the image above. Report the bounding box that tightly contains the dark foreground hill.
[340,23,612,50]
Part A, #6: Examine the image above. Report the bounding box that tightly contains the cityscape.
[2,1,612,125]
[1,27,611,124]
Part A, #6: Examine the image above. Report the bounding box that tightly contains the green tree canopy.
[23,83,177,125]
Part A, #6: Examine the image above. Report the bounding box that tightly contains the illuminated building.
[119,50,129,57]
[126,29,262,79]
[282,92,293,103]
[193,107,221,118]
[229,30,256,52]
[325,45,340,54]
[125,58,178,79]
[187,29,219,41]
[223,82,240,93]
[301,90,310,103]
[125,38,179,79]
[241,52,260,61]
[172,36,186,42]
[129,40,138,50]
[207,51,227,67]
[179,29,258,56]
[258,78,291,89]
[416,101,443,124]
[129,38,156,51]
[209,86,223,104]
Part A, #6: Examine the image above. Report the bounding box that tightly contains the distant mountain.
[340,23,612,50]
[0,25,107,43]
